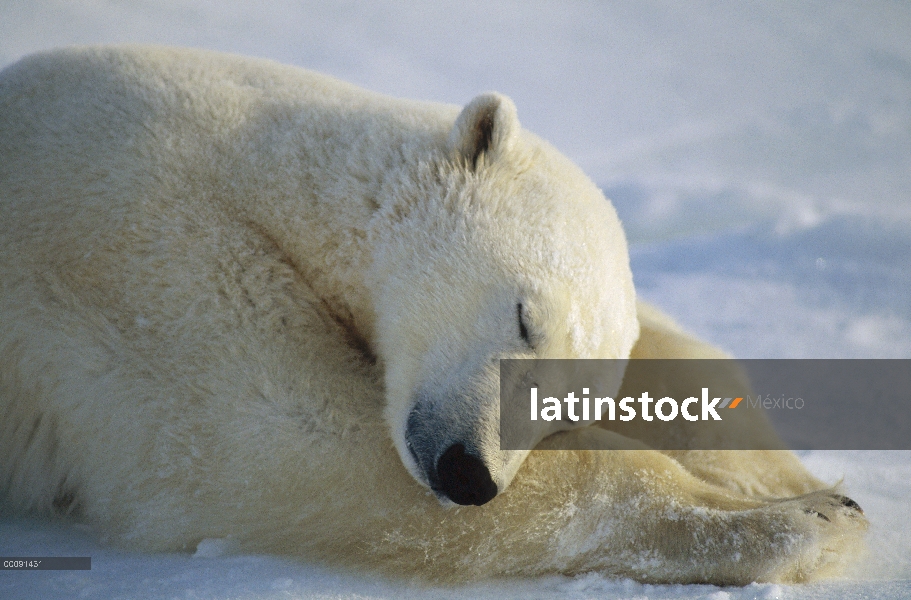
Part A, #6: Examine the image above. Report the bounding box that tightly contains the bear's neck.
[227,103,448,361]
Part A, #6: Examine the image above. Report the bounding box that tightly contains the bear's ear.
[448,93,519,169]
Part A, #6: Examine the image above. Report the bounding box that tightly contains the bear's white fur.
[0,46,865,584]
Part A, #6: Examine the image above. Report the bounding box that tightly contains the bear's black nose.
[435,443,498,506]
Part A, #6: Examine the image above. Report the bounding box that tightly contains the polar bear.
[0,46,865,584]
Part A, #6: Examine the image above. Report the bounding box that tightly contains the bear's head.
[367,93,638,506]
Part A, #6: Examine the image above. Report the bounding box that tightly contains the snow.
[1,1,909,598]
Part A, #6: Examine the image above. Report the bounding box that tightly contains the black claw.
[804,508,831,522]
[836,495,863,514]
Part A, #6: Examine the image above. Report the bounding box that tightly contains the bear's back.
[0,46,453,278]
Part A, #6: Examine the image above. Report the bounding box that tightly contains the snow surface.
[1,1,909,598]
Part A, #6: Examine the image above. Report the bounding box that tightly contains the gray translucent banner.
[499,359,911,450]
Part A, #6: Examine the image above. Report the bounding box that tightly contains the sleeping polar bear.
[0,46,865,584]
